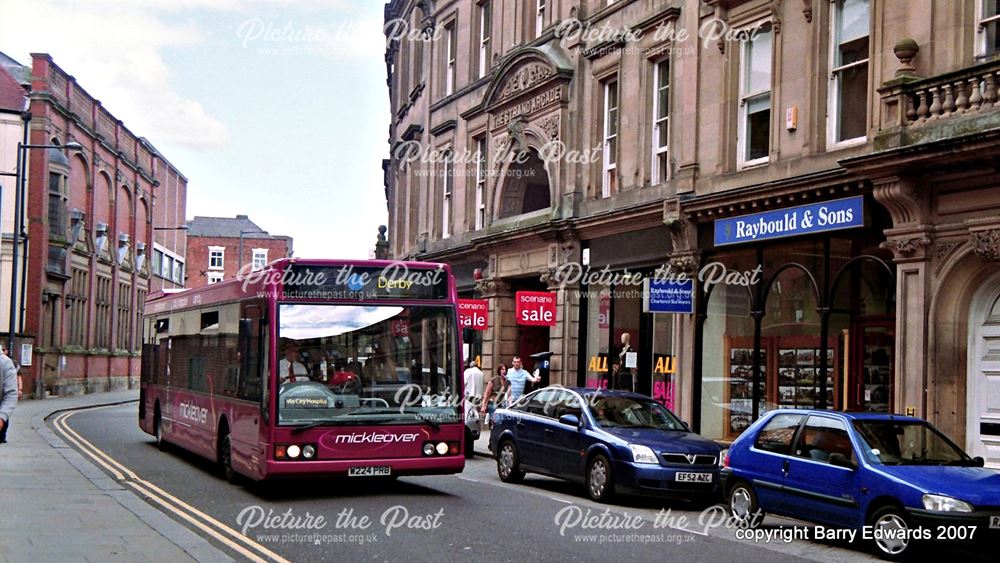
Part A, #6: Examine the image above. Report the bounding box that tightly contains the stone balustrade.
[877,57,1000,148]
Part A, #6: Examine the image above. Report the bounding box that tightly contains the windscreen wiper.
[412,413,440,430]
[291,418,368,434]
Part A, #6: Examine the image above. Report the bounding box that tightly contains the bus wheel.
[154,406,166,451]
[220,432,239,484]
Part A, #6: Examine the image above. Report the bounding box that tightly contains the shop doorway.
[968,273,1000,468]
[517,325,550,389]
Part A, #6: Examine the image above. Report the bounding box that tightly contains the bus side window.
[238,308,263,403]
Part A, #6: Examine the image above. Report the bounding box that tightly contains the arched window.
[497,149,550,219]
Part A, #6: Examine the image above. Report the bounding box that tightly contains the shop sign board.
[714,195,865,246]
[516,291,557,326]
[644,278,695,314]
[458,299,489,330]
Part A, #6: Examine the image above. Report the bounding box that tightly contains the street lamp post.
[5,134,84,397]
[238,228,266,277]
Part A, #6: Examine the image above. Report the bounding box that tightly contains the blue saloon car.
[489,387,722,502]
[722,410,999,560]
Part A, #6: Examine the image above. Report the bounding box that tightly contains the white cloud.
[0,0,229,148]
[233,16,387,62]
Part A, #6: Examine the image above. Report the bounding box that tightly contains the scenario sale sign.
[515,291,557,327]
[458,299,489,330]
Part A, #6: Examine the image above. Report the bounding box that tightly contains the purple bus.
[139,259,465,481]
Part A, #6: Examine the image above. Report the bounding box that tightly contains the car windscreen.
[276,303,460,427]
[586,395,685,430]
[851,420,972,466]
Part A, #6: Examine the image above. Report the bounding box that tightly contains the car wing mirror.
[681,421,691,431]
[972,456,986,467]
[559,414,581,428]
[829,453,857,470]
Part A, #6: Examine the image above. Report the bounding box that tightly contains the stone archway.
[926,238,1000,450]
[966,271,1000,467]
[497,148,550,219]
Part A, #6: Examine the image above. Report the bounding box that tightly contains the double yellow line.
[52,406,290,563]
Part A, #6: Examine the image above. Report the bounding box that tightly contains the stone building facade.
[383,0,1000,465]
[9,53,188,397]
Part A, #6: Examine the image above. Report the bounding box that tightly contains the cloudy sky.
[0,0,389,259]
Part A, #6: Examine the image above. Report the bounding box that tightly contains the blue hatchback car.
[489,387,722,503]
[722,409,1000,559]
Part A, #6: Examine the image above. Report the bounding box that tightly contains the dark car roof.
[764,409,925,423]
[563,387,656,401]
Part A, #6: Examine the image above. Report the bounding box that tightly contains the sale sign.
[458,299,489,330]
[515,291,557,326]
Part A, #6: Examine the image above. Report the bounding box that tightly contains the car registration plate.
[676,472,713,483]
[348,466,391,477]
[990,516,1000,529]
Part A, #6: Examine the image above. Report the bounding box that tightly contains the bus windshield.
[276,303,460,427]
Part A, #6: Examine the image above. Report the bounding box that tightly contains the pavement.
[473,424,493,458]
[0,391,231,563]
[0,390,493,562]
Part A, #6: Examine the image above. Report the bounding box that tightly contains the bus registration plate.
[348,466,391,477]
[676,472,713,483]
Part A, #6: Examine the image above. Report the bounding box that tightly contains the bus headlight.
[302,445,316,459]
[287,444,301,459]
[436,442,449,455]
[423,443,436,456]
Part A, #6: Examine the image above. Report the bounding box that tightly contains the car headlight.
[922,494,973,512]
[629,444,659,464]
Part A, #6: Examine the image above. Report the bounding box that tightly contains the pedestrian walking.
[463,357,485,424]
[481,364,510,427]
[0,345,19,445]
[505,356,539,404]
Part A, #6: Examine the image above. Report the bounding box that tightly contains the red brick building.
[11,53,188,396]
[185,215,292,288]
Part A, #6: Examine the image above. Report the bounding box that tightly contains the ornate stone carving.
[663,198,694,253]
[475,277,512,298]
[770,0,783,33]
[416,0,436,35]
[935,242,957,262]
[507,118,528,153]
[872,177,923,226]
[668,254,699,275]
[971,229,1000,262]
[880,236,932,258]
[540,268,562,291]
[802,0,813,22]
[540,114,560,141]
[497,63,554,103]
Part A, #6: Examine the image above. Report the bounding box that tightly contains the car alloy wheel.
[869,507,912,560]
[587,454,614,502]
[728,482,762,528]
[496,440,524,483]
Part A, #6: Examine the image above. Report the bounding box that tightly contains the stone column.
[541,268,579,386]
[873,176,932,419]
[475,277,514,375]
[665,198,700,424]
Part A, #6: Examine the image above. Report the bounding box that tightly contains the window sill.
[827,137,868,152]
[737,157,770,171]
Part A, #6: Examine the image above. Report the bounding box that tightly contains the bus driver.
[279,341,310,384]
